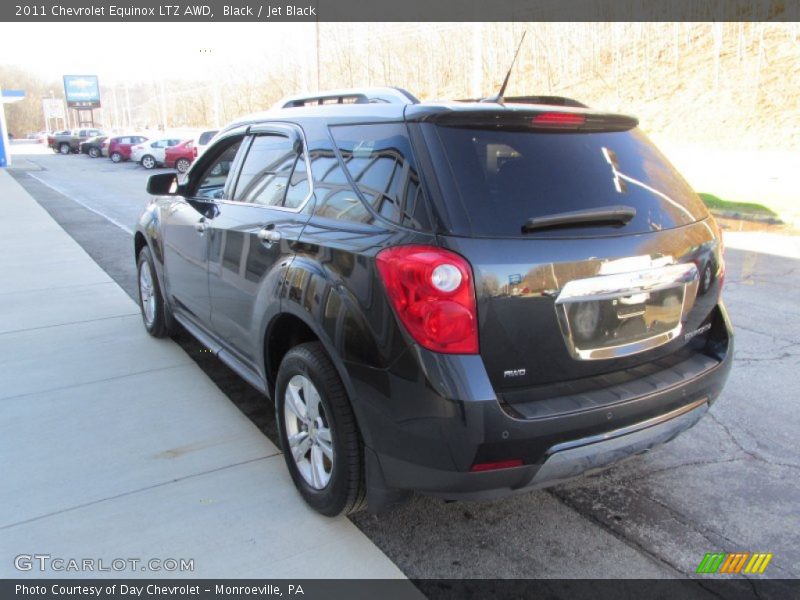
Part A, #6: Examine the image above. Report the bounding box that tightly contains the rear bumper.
[360,303,733,503]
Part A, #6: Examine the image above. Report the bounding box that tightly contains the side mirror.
[146,172,179,196]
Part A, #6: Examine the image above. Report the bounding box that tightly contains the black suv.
[135,87,732,516]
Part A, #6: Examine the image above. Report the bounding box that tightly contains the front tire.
[59,143,70,155]
[276,342,366,516]
[136,246,176,337]
[88,147,100,158]
[110,152,122,163]
[176,158,191,173]
[141,155,156,169]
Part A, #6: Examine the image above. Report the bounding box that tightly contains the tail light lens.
[193,146,198,158]
[376,245,478,354]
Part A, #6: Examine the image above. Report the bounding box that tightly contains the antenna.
[481,30,527,104]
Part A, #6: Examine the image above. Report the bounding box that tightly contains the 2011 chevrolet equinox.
[135,87,732,515]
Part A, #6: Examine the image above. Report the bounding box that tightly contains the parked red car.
[107,135,148,163]
[163,139,195,173]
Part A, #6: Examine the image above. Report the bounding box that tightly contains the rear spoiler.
[422,109,638,132]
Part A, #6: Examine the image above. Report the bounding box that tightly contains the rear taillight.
[376,245,478,354]
[193,146,198,158]
[531,112,586,128]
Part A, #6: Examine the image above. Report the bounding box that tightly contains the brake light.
[193,146,198,158]
[532,112,586,128]
[470,459,524,472]
[376,245,478,354]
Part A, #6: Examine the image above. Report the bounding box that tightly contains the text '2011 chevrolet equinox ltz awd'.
[135,87,732,516]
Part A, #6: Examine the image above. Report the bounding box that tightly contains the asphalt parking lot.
[8,147,800,582]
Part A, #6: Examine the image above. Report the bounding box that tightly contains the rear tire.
[176,158,191,174]
[88,147,100,158]
[110,152,122,163]
[59,143,70,155]
[141,155,156,169]
[136,246,177,338]
[276,342,366,517]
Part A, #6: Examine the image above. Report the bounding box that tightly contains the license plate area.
[555,263,699,360]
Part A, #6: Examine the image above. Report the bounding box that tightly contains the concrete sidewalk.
[0,170,406,580]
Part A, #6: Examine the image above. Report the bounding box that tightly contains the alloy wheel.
[138,260,156,327]
[283,374,334,490]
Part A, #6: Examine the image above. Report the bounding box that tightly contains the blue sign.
[1,90,25,101]
[0,123,6,168]
[63,75,101,108]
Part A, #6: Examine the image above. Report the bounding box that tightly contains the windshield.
[427,125,708,238]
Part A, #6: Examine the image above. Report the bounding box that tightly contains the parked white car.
[131,138,182,169]
[195,129,219,157]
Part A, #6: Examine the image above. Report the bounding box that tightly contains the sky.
[0,22,317,84]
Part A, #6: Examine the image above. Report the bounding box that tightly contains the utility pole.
[124,83,132,129]
[471,23,483,98]
[112,86,120,130]
[315,20,321,91]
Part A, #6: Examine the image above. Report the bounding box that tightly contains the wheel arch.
[134,204,169,303]
[263,306,375,450]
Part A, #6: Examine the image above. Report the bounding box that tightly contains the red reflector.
[470,459,524,473]
[532,112,586,127]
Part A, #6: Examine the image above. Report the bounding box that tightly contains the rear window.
[428,125,708,238]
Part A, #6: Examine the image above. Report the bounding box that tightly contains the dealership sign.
[63,75,101,108]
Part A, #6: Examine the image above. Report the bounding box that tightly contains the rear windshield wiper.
[522,205,636,233]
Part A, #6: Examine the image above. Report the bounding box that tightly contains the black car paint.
[135,101,732,507]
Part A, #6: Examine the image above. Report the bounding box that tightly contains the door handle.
[257,228,282,244]
[195,220,207,234]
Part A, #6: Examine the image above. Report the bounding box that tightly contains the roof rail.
[277,87,419,109]
[457,95,589,108]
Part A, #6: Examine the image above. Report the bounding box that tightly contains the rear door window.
[427,125,708,238]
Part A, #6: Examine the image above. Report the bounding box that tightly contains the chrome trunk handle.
[555,263,698,305]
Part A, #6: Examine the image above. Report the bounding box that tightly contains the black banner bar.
[1,0,798,23]
[3,579,800,600]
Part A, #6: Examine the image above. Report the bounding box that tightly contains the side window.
[191,139,243,200]
[328,123,430,229]
[310,150,371,223]
[283,154,309,209]
[233,134,300,207]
